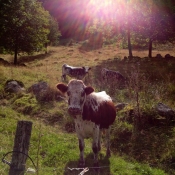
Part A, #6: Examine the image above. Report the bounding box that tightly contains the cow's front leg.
[62,74,66,81]
[78,138,85,167]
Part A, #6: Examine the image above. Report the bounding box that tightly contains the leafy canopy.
[0,0,50,63]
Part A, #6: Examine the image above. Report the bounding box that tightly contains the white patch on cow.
[84,67,90,72]
[67,80,87,113]
[75,115,99,139]
[87,91,112,112]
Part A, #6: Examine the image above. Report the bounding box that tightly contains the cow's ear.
[56,83,68,93]
[85,86,94,95]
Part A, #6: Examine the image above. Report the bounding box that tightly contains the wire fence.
[2,151,110,175]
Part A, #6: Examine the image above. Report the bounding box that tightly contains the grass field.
[0,42,175,175]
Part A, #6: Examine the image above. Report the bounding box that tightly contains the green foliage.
[86,18,117,46]
[110,157,167,175]
[0,0,50,64]
[167,83,175,101]
[0,77,6,99]
[34,87,61,104]
[47,16,61,46]
[11,93,39,114]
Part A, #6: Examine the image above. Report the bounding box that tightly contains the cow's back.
[69,68,85,78]
[82,91,116,129]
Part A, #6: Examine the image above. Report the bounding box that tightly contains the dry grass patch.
[1,42,175,175]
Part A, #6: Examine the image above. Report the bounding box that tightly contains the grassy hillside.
[0,43,175,175]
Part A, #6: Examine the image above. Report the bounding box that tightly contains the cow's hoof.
[78,160,85,168]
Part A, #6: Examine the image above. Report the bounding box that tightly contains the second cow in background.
[101,68,126,83]
[61,64,91,81]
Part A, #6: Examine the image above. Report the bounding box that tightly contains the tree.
[0,0,50,64]
[125,0,133,57]
[43,16,61,54]
[47,16,61,46]
[39,0,90,39]
[132,0,175,57]
[114,0,140,57]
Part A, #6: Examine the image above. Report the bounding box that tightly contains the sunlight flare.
[90,0,113,7]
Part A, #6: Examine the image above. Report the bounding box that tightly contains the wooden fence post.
[9,120,33,175]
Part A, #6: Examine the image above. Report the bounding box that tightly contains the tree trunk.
[14,47,18,65]
[14,35,18,65]
[127,26,133,58]
[148,38,152,58]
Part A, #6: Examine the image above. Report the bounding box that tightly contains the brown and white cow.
[56,79,116,167]
[101,68,125,83]
[61,64,91,81]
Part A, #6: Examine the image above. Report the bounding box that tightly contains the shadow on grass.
[18,52,52,64]
[63,153,111,175]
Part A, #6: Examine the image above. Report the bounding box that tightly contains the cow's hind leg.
[98,130,102,152]
[105,128,111,157]
[92,129,100,168]
[92,141,99,168]
[78,138,85,167]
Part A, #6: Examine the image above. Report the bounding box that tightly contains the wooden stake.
[9,121,33,175]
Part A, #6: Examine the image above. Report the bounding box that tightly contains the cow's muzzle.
[68,107,81,115]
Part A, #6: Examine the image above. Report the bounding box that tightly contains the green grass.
[0,90,169,175]
[110,157,167,175]
[1,44,175,174]
[0,112,168,175]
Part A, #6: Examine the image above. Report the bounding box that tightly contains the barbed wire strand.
[2,151,110,174]
[68,165,109,171]
[2,151,37,171]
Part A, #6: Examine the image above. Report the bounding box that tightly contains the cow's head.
[82,67,91,74]
[56,79,94,115]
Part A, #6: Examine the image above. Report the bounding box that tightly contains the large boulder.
[156,54,163,59]
[165,54,171,59]
[155,102,175,121]
[4,80,25,93]
[28,81,48,95]
[28,81,49,102]
[115,103,128,111]
[28,81,62,102]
